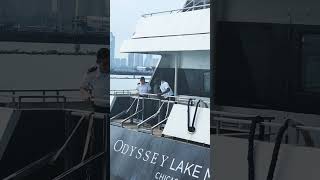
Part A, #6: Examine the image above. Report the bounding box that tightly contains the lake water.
[110,75,151,91]
[0,42,104,90]
[0,42,152,101]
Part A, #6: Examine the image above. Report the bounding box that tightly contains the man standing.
[79,48,109,179]
[157,78,174,98]
[80,48,109,113]
[136,77,151,96]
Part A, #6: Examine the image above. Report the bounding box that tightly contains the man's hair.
[140,77,145,81]
[96,48,109,63]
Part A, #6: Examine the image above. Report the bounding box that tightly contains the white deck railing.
[142,3,210,18]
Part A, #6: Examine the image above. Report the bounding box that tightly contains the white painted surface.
[134,9,209,38]
[120,8,210,53]
[213,136,320,180]
[163,104,210,145]
[121,34,210,53]
[155,51,209,70]
[110,95,115,109]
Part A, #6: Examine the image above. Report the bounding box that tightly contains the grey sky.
[110,0,186,58]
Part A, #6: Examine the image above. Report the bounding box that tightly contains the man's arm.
[80,73,93,100]
[80,87,91,99]
[158,82,170,96]
[135,83,141,96]
[157,88,170,96]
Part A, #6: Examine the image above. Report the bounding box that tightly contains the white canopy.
[120,8,210,53]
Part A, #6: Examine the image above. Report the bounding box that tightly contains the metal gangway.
[0,89,108,179]
[110,92,210,136]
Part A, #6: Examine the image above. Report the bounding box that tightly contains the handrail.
[0,88,108,107]
[0,89,78,104]
[149,100,172,134]
[52,114,87,162]
[3,152,56,180]
[213,116,320,133]
[69,110,106,118]
[151,118,168,135]
[137,102,165,128]
[18,96,67,102]
[188,99,202,133]
[127,93,210,105]
[212,110,274,119]
[111,96,208,132]
[142,4,210,17]
[17,95,67,109]
[0,89,79,93]
[121,109,143,127]
[110,89,136,95]
[110,98,138,120]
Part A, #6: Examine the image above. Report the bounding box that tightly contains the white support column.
[75,0,79,17]
[174,54,179,96]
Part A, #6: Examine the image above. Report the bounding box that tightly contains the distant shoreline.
[110,71,153,76]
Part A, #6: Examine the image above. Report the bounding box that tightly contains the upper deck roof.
[121,7,210,53]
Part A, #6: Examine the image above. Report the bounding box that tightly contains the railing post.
[12,91,15,104]
[18,96,21,109]
[63,96,66,109]
[142,97,144,121]
[56,91,60,102]
[216,120,220,135]
[158,98,161,124]
[42,91,45,102]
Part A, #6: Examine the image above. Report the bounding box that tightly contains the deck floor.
[111,119,163,137]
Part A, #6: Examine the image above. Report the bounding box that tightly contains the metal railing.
[111,98,138,121]
[132,93,210,106]
[0,89,79,102]
[0,89,108,110]
[137,101,165,128]
[111,97,144,127]
[111,94,209,135]
[212,110,320,146]
[17,95,67,109]
[3,108,108,180]
[111,95,170,134]
[142,4,210,17]
[110,89,136,96]
[213,115,320,133]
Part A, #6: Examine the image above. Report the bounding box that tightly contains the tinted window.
[178,69,210,97]
[302,35,320,93]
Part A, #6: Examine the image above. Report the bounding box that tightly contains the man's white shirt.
[136,82,151,95]
[81,65,109,107]
[160,81,174,98]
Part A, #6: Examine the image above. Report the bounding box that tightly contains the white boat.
[110,0,211,179]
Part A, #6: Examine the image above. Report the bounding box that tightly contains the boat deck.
[111,119,164,137]
[3,101,94,111]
